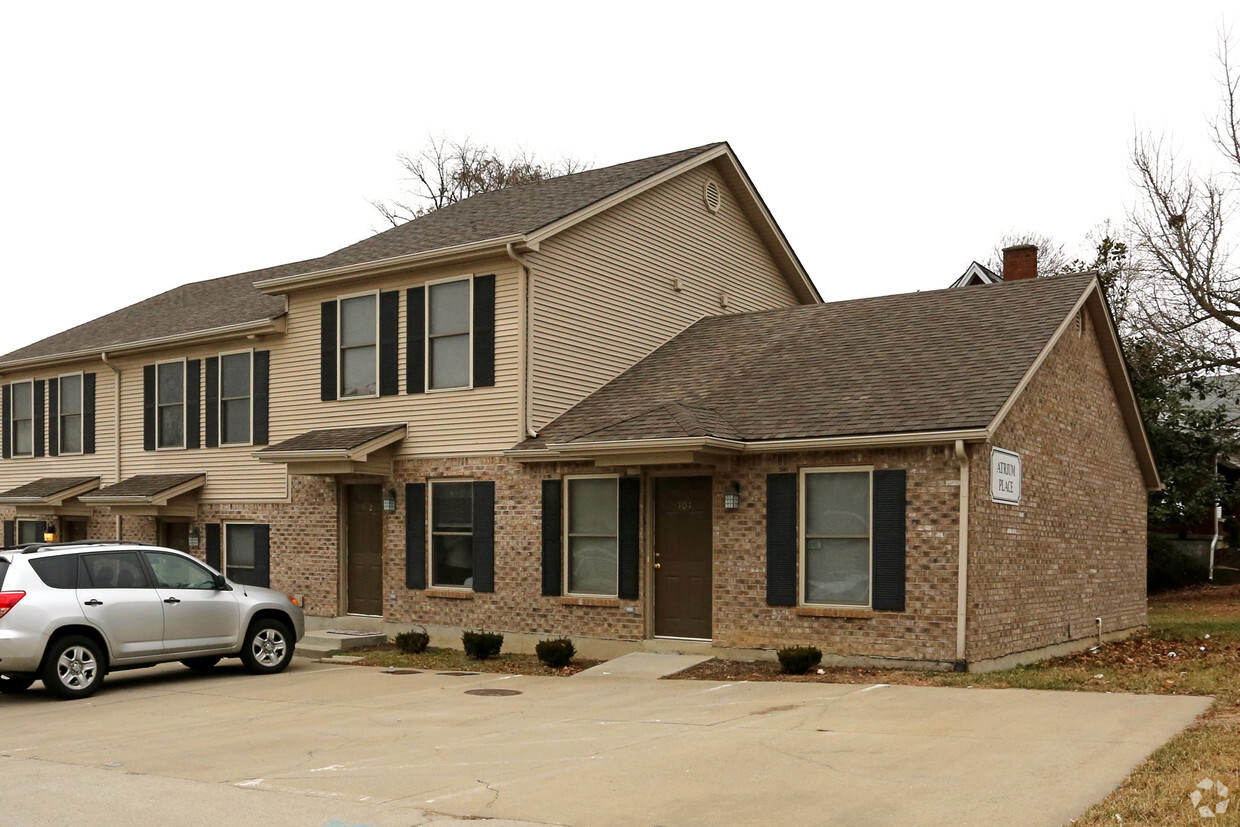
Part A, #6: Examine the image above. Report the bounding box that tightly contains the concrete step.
[295,630,388,658]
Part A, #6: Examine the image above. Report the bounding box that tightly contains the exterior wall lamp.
[383,488,398,512]
[724,481,741,511]
[43,525,57,542]
[188,527,201,548]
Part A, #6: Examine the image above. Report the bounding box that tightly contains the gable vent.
[703,179,722,214]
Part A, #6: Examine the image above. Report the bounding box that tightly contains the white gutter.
[954,439,970,666]
[506,242,539,438]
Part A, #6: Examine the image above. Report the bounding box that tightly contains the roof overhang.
[79,474,206,517]
[0,476,101,517]
[0,317,287,375]
[255,424,406,476]
[507,429,993,465]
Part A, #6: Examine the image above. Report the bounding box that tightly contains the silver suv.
[0,541,304,699]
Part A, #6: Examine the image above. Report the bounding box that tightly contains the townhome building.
[0,144,1159,671]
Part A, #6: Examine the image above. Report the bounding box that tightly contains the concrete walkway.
[0,658,1211,826]
[572,651,712,679]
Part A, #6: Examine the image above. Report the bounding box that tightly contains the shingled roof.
[0,144,722,367]
[517,274,1099,448]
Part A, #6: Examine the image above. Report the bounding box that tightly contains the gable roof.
[3,142,815,370]
[950,261,1002,288]
[513,274,1159,489]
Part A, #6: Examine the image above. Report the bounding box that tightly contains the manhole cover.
[381,669,422,675]
[437,671,480,677]
[464,689,522,697]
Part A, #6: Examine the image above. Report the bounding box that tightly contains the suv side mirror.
[213,574,232,591]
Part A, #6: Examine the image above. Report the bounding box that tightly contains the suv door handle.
[83,599,103,606]
[163,597,181,605]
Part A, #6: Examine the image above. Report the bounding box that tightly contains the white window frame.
[155,358,187,451]
[217,348,254,447]
[424,274,474,393]
[428,478,474,590]
[9,379,35,458]
[336,290,380,400]
[222,521,259,577]
[57,371,84,456]
[799,465,874,609]
[562,474,621,598]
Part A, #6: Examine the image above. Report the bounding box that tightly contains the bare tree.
[1127,34,1240,375]
[984,230,1073,277]
[371,136,589,228]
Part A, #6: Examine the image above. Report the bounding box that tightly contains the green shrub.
[462,630,504,660]
[777,645,823,675]
[1147,534,1209,593]
[535,637,576,668]
[393,627,429,654]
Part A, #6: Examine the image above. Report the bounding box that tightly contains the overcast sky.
[1,2,1234,357]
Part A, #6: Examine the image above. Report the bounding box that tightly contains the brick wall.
[966,310,1147,663]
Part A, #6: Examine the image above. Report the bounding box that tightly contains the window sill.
[557,596,621,608]
[793,606,873,619]
[425,588,474,600]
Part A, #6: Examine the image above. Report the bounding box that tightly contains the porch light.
[383,488,398,512]
[724,481,741,511]
[43,526,56,543]
[188,527,201,548]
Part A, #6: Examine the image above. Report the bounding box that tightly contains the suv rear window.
[30,555,81,589]
[0,558,9,588]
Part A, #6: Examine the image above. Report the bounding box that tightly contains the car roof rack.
[16,539,157,554]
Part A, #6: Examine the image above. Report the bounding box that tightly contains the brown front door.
[62,519,90,544]
[346,484,383,615]
[654,476,713,639]
[159,521,190,553]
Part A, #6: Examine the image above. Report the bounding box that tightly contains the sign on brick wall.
[990,447,1022,505]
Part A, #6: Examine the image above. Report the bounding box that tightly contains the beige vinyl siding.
[270,258,523,458]
[113,344,288,502]
[528,163,805,429]
[0,362,117,491]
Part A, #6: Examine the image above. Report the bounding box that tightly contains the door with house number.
[654,476,713,639]
[346,484,383,615]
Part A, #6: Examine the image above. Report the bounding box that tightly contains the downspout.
[101,352,122,541]
[1209,452,1221,582]
[954,439,970,669]
[506,242,539,438]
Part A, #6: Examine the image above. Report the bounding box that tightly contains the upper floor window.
[10,381,33,457]
[58,373,83,455]
[219,352,252,445]
[427,278,471,390]
[801,468,871,607]
[157,361,185,449]
[339,293,378,398]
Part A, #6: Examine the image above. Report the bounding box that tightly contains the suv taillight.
[0,591,25,618]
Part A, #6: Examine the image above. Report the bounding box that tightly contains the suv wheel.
[42,635,105,700]
[0,674,36,694]
[240,619,294,675]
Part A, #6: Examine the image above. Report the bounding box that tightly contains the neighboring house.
[949,260,1002,288]
[0,145,1158,671]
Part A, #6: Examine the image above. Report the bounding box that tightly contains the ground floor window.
[224,523,258,577]
[430,481,473,588]
[565,476,619,596]
[801,467,872,607]
[16,519,44,545]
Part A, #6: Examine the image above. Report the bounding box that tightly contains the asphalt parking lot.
[0,655,1211,826]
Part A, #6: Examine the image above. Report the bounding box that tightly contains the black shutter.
[185,360,200,450]
[47,378,59,457]
[34,520,47,541]
[1,384,9,459]
[204,357,219,448]
[379,290,399,396]
[142,365,156,451]
[541,479,563,596]
[83,373,96,455]
[406,287,425,394]
[205,523,221,571]
[252,524,271,588]
[872,470,907,612]
[473,274,496,388]
[471,481,495,593]
[32,380,44,457]
[405,483,426,589]
[2,520,13,548]
[253,350,270,446]
[766,473,797,606]
[320,300,337,401]
[618,477,641,600]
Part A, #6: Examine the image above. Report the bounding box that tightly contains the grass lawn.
[673,583,1240,825]
[347,645,602,677]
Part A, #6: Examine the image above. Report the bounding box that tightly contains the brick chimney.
[1002,244,1038,281]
